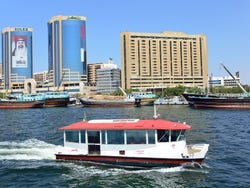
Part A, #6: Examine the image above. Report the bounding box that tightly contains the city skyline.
[1,0,250,84]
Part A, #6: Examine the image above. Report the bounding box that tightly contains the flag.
[83,111,87,121]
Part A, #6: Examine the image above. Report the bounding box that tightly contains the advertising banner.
[80,24,85,62]
[12,35,28,68]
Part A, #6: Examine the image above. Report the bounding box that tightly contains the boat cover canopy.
[59,119,191,131]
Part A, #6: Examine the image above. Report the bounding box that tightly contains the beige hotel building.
[120,31,208,90]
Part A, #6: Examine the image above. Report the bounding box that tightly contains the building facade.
[0,63,2,89]
[48,15,87,89]
[208,75,240,87]
[2,27,33,90]
[33,71,48,86]
[120,31,208,90]
[96,61,120,94]
[87,62,104,85]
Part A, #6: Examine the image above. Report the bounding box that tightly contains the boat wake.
[0,139,61,160]
[0,138,209,175]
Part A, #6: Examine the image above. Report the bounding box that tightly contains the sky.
[1,0,250,84]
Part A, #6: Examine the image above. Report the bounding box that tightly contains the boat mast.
[220,63,249,97]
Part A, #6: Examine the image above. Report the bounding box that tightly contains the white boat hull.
[56,143,209,167]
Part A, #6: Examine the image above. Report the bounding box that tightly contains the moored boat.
[0,94,45,109]
[182,63,250,109]
[154,96,188,105]
[79,97,136,107]
[6,92,70,107]
[44,91,70,107]
[131,91,156,106]
[55,106,209,167]
[182,92,250,109]
[0,99,44,109]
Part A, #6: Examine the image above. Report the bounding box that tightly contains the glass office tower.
[48,15,87,88]
[1,27,33,89]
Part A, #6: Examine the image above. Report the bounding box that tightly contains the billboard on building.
[80,24,85,62]
[12,35,28,68]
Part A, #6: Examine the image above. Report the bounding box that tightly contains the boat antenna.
[153,104,160,119]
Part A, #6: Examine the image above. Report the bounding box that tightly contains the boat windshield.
[171,130,186,142]
[157,130,170,142]
[157,130,186,142]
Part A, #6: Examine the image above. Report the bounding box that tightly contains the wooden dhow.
[182,63,250,109]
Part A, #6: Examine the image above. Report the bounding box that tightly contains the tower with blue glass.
[48,15,87,89]
[1,27,33,90]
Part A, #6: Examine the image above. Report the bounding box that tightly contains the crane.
[119,87,127,96]
[220,63,249,97]
[56,72,65,92]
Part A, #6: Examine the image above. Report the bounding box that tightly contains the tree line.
[111,85,250,98]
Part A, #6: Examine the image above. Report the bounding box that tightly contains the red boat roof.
[59,119,191,131]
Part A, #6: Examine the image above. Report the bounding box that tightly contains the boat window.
[178,130,186,141]
[148,130,155,144]
[65,131,79,143]
[157,130,169,142]
[87,131,100,144]
[80,130,86,143]
[171,130,186,141]
[171,131,180,142]
[101,130,106,144]
[127,130,146,144]
[107,130,124,144]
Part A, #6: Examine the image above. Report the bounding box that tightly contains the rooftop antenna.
[108,57,113,64]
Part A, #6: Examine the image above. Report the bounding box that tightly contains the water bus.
[55,107,209,167]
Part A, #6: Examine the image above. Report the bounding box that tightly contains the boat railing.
[89,119,139,123]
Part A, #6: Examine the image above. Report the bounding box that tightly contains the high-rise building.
[48,15,87,89]
[120,31,208,90]
[2,27,33,90]
[0,63,2,88]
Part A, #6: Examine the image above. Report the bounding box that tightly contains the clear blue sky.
[1,0,250,84]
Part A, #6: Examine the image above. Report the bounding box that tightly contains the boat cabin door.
[87,131,100,155]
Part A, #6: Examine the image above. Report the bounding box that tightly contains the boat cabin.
[59,119,191,156]
[45,91,70,98]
